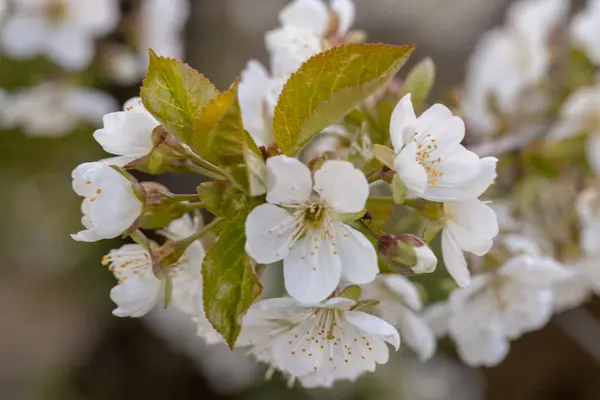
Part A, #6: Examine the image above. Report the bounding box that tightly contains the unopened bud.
[379,234,437,275]
[125,126,187,174]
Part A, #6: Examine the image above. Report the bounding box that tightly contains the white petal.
[332,222,378,284]
[239,60,273,147]
[0,14,46,58]
[394,142,428,194]
[415,103,454,135]
[93,111,156,157]
[110,275,162,317]
[390,94,417,151]
[396,306,436,361]
[464,156,498,198]
[344,310,400,350]
[266,25,323,77]
[500,255,570,286]
[441,229,471,287]
[331,0,356,35]
[278,0,329,36]
[47,26,94,70]
[413,245,438,274]
[423,302,451,337]
[381,274,422,311]
[314,160,369,213]
[445,198,498,255]
[265,155,313,205]
[283,231,342,303]
[71,162,99,197]
[421,116,465,150]
[245,203,297,264]
[455,329,509,367]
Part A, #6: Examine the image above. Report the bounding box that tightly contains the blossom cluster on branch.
[27,0,600,389]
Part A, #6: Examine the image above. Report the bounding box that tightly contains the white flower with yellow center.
[71,162,143,242]
[103,215,209,321]
[390,94,483,202]
[93,97,159,167]
[245,156,378,303]
[237,297,399,388]
[0,0,120,70]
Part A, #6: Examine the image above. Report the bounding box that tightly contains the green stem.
[178,202,206,213]
[185,160,225,180]
[179,217,225,248]
[170,194,201,202]
[130,229,150,250]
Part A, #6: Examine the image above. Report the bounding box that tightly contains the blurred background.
[1,0,600,399]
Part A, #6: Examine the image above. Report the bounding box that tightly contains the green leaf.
[401,57,435,109]
[273,43,415,155]
[197,181,265,218]
[192,82,262,191]
[243,143,267,196]
[339,285,362,301]
[203,215,263,348]
[392,174,407,204]
[141,50,218,143]
[371,144,395,169]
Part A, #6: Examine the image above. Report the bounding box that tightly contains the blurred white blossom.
[1,83,117,137]
[1,0,120,70]
[571,0,600,65]
[463,0,568,135]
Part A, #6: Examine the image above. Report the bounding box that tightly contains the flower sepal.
[137,182,201,229]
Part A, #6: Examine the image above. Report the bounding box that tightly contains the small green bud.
[379,234,437,275]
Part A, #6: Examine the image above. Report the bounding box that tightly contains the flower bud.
[125,126,187,174]
[138,182,192,229]
[379,234,437,275]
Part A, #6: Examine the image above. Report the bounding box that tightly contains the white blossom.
[93,97,158,166]
[550,84,600,174]
[245,156,377,303]
[2,83,117,137]
[278,0,356,39]
[361,275,436,361]
[463,0,568,135]
[571,0,600,66]
[237,297,399,388]
[553,188,600,312]
[1,0,120,70]
[426,254,570,367]
[71,162,143,242]
[390,93,485,202]
[441,157,499,286]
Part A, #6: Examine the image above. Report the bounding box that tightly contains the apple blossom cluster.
[66,0,504,388]
[56,0,600,388]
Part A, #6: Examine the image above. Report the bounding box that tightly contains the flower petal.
[441,229,471,287]
[396,306,436,361]
[464,156,498,198]
[381,274,422,311]
[47,26,94,71]
[0,14,46,58]
[344,310,400,350]
[278,0,329,36]
[331,0,356,35]
[265,155,313,205]
[110,275,162,317]
[587,135,600,176]
[245,203,297,264]
[93,111,156,157]
[389,94,417,151]
[394,142,428,194]
[334,223,378,284]
[445,198,498,255]
[314,160,369,213]
[423,302,451,337]
[239,60,273,147]
[283,231,342,303]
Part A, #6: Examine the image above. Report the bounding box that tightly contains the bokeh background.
[2,0,600,399]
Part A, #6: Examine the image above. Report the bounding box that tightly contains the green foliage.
[392,174,407,204]
[192,82,263,192]
[401,57,435,109]
[141,50,218,144]
[371,144,395,169]
[339,285,362,301]
[197,181,265,219]
[273,43,415,155]
[202,215,263,348]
